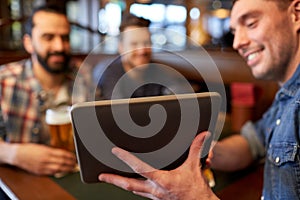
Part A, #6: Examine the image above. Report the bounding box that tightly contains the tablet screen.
[71,92,221,183]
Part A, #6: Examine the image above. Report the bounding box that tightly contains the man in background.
[93,13,191,100]
[0,5,92,176]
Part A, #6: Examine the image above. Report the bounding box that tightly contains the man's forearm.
[210,135,254,171]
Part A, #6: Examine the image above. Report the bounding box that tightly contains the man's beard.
[37,52,70,74]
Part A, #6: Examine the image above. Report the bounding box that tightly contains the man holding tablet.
[98,0,300,199]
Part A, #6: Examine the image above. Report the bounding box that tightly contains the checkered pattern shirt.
[0,59,95,144]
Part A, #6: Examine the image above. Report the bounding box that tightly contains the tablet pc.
[71,92,221,183]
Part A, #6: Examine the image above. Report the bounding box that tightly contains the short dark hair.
[24,4,67,36]
[119,13,151,33]
[232,0,293,10]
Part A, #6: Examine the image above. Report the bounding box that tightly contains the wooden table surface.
[0,165,75,200]
[0,164,263,200]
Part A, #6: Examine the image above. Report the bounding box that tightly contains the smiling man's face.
[118,26,152,72]
[230,0,297,82]
[29,11,71,74]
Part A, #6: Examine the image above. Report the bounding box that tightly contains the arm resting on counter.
[209,135,254,171]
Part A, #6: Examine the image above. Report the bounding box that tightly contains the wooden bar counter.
[0,164,263,200]
[0,165,75,200]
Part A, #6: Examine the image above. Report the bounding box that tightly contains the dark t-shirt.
[93,57,189,100]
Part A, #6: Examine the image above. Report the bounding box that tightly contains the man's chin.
[252,70,274,81]
[136,61,151,67]
[48,63,68,73]
[51,63,64,69]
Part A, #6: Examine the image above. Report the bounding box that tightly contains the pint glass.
[45,106,74,152]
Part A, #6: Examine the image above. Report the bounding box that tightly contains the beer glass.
[45,106,74,152]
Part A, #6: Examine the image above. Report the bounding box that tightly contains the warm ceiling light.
[136,0,152,3]
[212,8,230,19]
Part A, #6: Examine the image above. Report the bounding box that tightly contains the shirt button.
[32,127,39,134]
[275,157,280,163]
[276,119,281,125]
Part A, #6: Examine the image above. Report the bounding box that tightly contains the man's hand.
[9,143,77,175]
[99,132,219,200]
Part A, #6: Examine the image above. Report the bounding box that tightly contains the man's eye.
[62,35,70,42]
[43,35,54,41]
[246,21,257,29]
[144,41,151,47]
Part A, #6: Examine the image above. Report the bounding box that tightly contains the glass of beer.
[45,106,74,152]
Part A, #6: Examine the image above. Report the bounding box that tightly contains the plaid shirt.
[0,59,95,144]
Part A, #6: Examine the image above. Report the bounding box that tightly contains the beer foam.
[45,106,71,125]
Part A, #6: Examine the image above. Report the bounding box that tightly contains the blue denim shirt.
[242,65,300,200]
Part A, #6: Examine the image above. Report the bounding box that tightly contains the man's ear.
[23,34,34,54]
[291,0,300,25]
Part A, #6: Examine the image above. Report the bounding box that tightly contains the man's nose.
[52,37,64,51]
[232,28,249,50]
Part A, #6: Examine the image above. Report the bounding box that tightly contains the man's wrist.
[0,141,19,165]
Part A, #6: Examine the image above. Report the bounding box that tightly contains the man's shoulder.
[0,59,27,79]
[93,56,123,83]
[93,57,121,74]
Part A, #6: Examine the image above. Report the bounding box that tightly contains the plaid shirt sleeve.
[0,105,6,141]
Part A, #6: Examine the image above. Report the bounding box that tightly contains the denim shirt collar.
[275,64,300,100]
